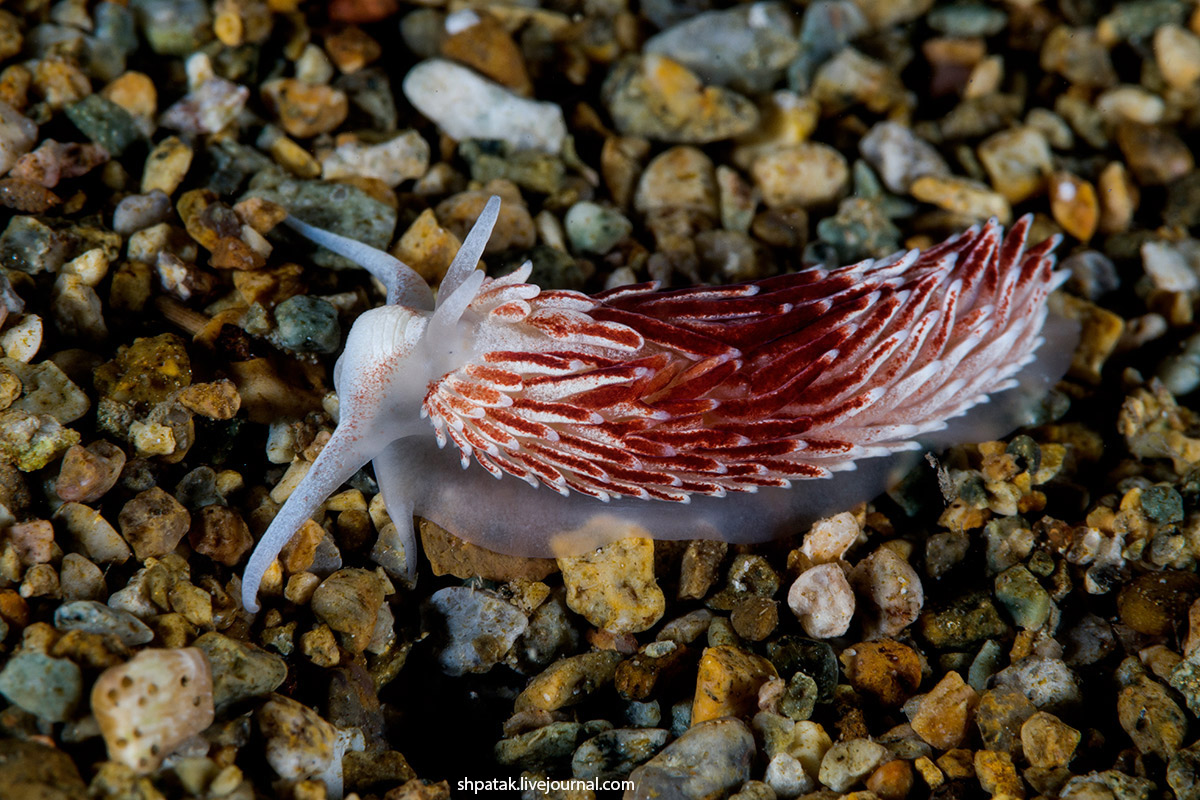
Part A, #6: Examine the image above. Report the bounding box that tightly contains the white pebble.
[766,752,815,799]
[402,59,567,154]
[787,563,854,639]
[91,648,215,774]
[321,130,431,187]
[0,314,43,362]
[852,546,924,638]
[818,738,889,792]
[801,511,861,564]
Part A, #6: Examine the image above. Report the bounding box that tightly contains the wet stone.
[1022,711,1080,769]
[752,143,849,210]
[820,738,890,793]
[93,333,191,406]
[0,409,80,472]
[53,600,153,645]
[602,54,759,144]
[0,216,69,275]
[1116,122,1195,186]
[994,656,1081,711]
[1118,676,1186,759]
[515,650,622,712]
[274,296,341,354]
[910,671,979,750]
[118,487,191,560]
[627,718,755,800]
[572,727,669,780]
[975,685,1037,757]
[426,586,528,676]
[767,636,839,703]
[565,201,633,255]
[559,536,665,634]
[64,94,141,156]
[692,644,779,723]
[860,121,950,194]
[256,694,363,792]
[1117,570,1200,635]
[495,721,585,772]
[920,593,1010,649]
[193,632,287,709]
[0,650,82,722]
[994,565,1051,630]
[844,640,922,707]
[311,568,386,652]
[643,2,800,94]
[5,357,90,424]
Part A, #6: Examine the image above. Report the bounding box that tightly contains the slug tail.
[241,429,373,613]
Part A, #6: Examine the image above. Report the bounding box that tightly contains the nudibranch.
[241,196,1074,612]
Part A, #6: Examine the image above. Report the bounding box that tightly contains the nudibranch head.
[241,198,1073,614]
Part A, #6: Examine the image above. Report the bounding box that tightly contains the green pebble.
[0,652,82,722]
[919,592,1010,649]
[129,0,212,55]
[995,565,1052,630]
[927,3,1008,37]
[565,201,634,256]
[65,95,142,156]
[274,296,341,354]
[1142,485,1184,524]
[780,671,818,721]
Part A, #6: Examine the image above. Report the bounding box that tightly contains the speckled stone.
[573,727,669,781]
[256,693,364,795]
[910,671,979,750]
[1118,675,1187,759]
[426,585,528,676]
[602,54,759,143]
[0,739,87,800]
[852,546,923,638]
[788,563,854,639]
[859,121,950,194]
[559,536,665,634]
[54,600,153,645]
[118,487,191,560]
[93,333,191,405]
[311,568,386,653]
[516,651,622,712]
[692,644,779,723]
[752,143,849,209]
[0,409,80,471]
[565,201,633,255]
[820,738,890,793]
[64,95,141,156]
[321,130,430,187]
[975,685,1036,757]
[0,650,82,722]
[843,640,921,706]
[260,78,348,139]
[977,126,1053,204]
[643,2,800,94]
[193,632,287,709]
[920,593,1010,649]
[627,718,755,800]
[92,647,214,774]
[1022,711,1080,768]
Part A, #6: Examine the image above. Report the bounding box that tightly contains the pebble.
[843,640,922,706]
[1155,24,1200,88]
[1116,121,1195,186]
[852,546,923,638]
[974,750,1022,798]
[60,553,106,600]
[440,10,531,96]
[260,78,348,139]
[91,647,214,773]
[54,600,153,645]
[910,174,1012,223]
[572,727,669,781]
[417,519,556,581]
[819,739,890,793]
[193,632,287,709]
[627,718,755,800]
[64,94,141,156]
[516,650,622,714]
[0,101,36,178]
[187,505,252,567]
[635,146,718,217]
[752,143,849,209]
[494,720,589,772]
[426,586,528,676]
[0,409,80,471]
[994,656,1081,711]
[868,759,915,800]
[257,693,364,798]
[643,2,800,94]
[692,644,779,723]
[311,568,386,652]
[976,126,1053,204]
[810,48,910,115]
[1022,711,1080,768]
[1117,569,1200,635]
[113,190,171,236]
[93,333,192,405]
[928,3,1007,36]
[1040,26,1117,88]
[57,502,131,563]
[274,295,341,354]
[321,130,430,187]
[1142,240,1200,292]
[788,563,855,638]
[1050,172,1099,242]
[142,136,193,195]
[909,671,979,749]
[5,357,90,423]
[1118,674,1187,759]
[160,76,249,134]
[0,650,82,722]
[1060,771,1155,800]
[994,565,1052,630]
[859,121,950,194]
[101,71,157,134]
[558,536,665,634]
[602,54,759,143]
[403,59,566,154]
[975,684,1035,756]
[117,487,191,560]
[565,201,633,255]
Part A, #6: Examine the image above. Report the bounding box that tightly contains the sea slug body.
[241,197,1074,613]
